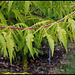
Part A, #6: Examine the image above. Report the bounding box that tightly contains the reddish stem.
[0,11,75,30]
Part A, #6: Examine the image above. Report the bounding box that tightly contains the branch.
[32,13,46,18]
[0,11,75,30]
[31,8,46,18]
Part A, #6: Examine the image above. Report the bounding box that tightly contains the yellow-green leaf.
[68,18,75,42]
[24,1,30,16]
[8,1,13,12]
[26,30,34,59]
[6,33,15,64]
[0,34,6,57]
[24,45,28,55]
[44,29,54,56]
[12,9,25,23]
[57,25,68,53]
[0,12,7,25]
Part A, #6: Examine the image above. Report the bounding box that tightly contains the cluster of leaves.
[0,1,75,65]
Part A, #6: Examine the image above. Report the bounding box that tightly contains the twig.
[8,16,13,25]
[31,8,46,18]
[0,62,8,68]
[31,8,39,13]
[32,13,46,18]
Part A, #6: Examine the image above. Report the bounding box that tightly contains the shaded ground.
[0,43,75,74]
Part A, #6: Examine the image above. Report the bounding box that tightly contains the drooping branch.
[0,11,75,30]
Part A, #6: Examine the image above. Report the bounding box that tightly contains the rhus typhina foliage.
[0,1,75,68]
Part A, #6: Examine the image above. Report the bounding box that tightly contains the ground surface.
[0,43,75,74]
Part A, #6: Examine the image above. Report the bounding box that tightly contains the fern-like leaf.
[44,28,54,56]
[8,1,13,12]
[34,29,44,48]
[6,32,15,64]
[0,12,7,25]
[24,1,30,16]
[0,34,6,57]
[24,45,28,55]
[12,9,25,23]
[57,25,68,53]
[26,30,34,59]
[68,18,75,42]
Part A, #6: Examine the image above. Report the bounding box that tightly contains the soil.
[0,43,74,74]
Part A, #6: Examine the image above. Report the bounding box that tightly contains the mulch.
[0,44,74,74]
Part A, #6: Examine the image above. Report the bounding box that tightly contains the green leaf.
[67,29,73,46]
[6,32,15,64]
[0,2,6,12]
[0,34,6,57]
[68,18,75,42]
[24,1,30,16]
[11,30,19,44]
[12,9,25,23]
[34,29,44,48]
[44,29,54,56]
[0,1,4,6]
[26,30,34,59]
[8,1,13,12]
[32,1,44,12]
[57,25,68,53]
[33,47,40,56]
[24,45,28,55]
[0,12,7,25]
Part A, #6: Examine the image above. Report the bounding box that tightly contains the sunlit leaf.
[12,9,25,23]
[24,1,30,16]
[8,1,13,12]
[0,34,6,57]
[0,12,7,25]
[44,28,54,56]
[26,30,34,59]
[57,25,68,53]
